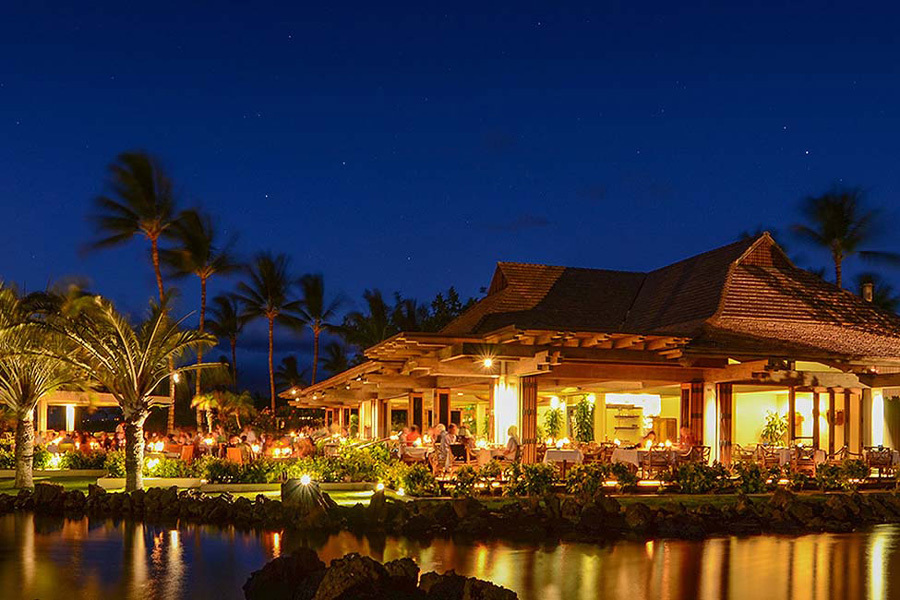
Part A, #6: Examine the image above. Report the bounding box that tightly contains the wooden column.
[828,390,836,455]
[717,383,733,466]
[844,390,852,451]
[812,390,821,449]
[788,387,796,443]
[380,399,390,437]
[408,392,424,431]
[680,382,705,444]
[680,385,691,430]
[488,385,496,444]
[520,376,538,464]
[858,390,866,452]
[435,388,451,428]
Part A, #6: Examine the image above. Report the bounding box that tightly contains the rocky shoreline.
[243,550,517,600]
[3,482,900,543]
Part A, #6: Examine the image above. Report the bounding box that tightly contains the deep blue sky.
[3,2,900,390]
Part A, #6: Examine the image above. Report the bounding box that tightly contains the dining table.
[475,447,506,465]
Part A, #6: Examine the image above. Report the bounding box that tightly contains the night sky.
[3,2,900,391]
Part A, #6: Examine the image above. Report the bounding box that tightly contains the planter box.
[96,477,203,490]
[199,483,281,494]
[0,469,107,478]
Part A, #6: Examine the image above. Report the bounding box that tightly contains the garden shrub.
[241,458,289,483]
[103,449,126,477]
[664,461,730,494]
[478,459,503,480]
[401,463,439,496]
[452,465,479,497]
[842,459,869,486]
[610,461,639,492]
[505,462,557,496]
[145,456,194,478]
[381,461,410,490]
[60,450,107,470]
[732,461,767,494]
[565,462,610,500]
[784,467,809,491]
[32,445,52,469]
[202,458,243,483]
[814,462,843,491]
[0,447,15,469]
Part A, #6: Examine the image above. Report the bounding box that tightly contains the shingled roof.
[441,233,900,360]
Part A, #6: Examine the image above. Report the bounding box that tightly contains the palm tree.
[206,294,245,388]
[89,151,181,432]
[297,274,343,384]
[0,287,84,489]
[216,390,256,429]
[321,341,350,379]
[89,151,177,300]
[42,296,215,491]
[340,289,397,358]
[162,209,239,429]
[391,293,429,331]
[793,187,900,288]
[235,253,305,409]
[275,355,308,392]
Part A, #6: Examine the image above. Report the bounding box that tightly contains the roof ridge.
[645,234,761,275]
[496,261,644,275]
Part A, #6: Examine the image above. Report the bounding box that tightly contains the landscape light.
[299,474,312,486]
[396,487,405,496]
[376,482,385,491]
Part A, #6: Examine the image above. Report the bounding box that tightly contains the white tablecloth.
[476,448,506,465]
[543,449,583,465]
[402,447,429,460]
[610,448,646,467]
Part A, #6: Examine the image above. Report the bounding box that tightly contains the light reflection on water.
[0,513,898,599]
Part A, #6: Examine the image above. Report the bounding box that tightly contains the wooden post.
[788,387,796,443]
[680,382,705,444]
[717,383,733,466]
[435,388,451,428]
[812,390,821,450]
[408,392,424,431]
[520,376,538,464]
[858,390,866,452]
[844,390,851,451]
[828,390,836,455]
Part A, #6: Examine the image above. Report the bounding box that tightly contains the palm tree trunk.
[153,237,178,434]
[268,317,275,411]
[14,416,34,489]
[312,327,320,384]
[230,336,238,390]
[124,415,147,492]
[835,255,843,289]
[196,276,208,430]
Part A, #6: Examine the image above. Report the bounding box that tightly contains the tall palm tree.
[89,151,177,300]
[42,296,215,491]
[206,294,245,388]
[793,187,900,288]
[275,355,308,391]
[297,274,343,384]
[235,253,305,409]
[0,287,84,489]
[340,289,397,359]
[89,151,181,432]
[162,209,239,429]
[321,341,350,379]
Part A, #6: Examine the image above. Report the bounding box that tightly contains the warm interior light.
[172,372,182,383]
[550,396,561,410]
[482,357,494,368]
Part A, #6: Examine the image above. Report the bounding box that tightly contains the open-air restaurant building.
[288,233,900,471]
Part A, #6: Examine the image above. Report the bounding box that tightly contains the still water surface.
[0,513,897,600]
